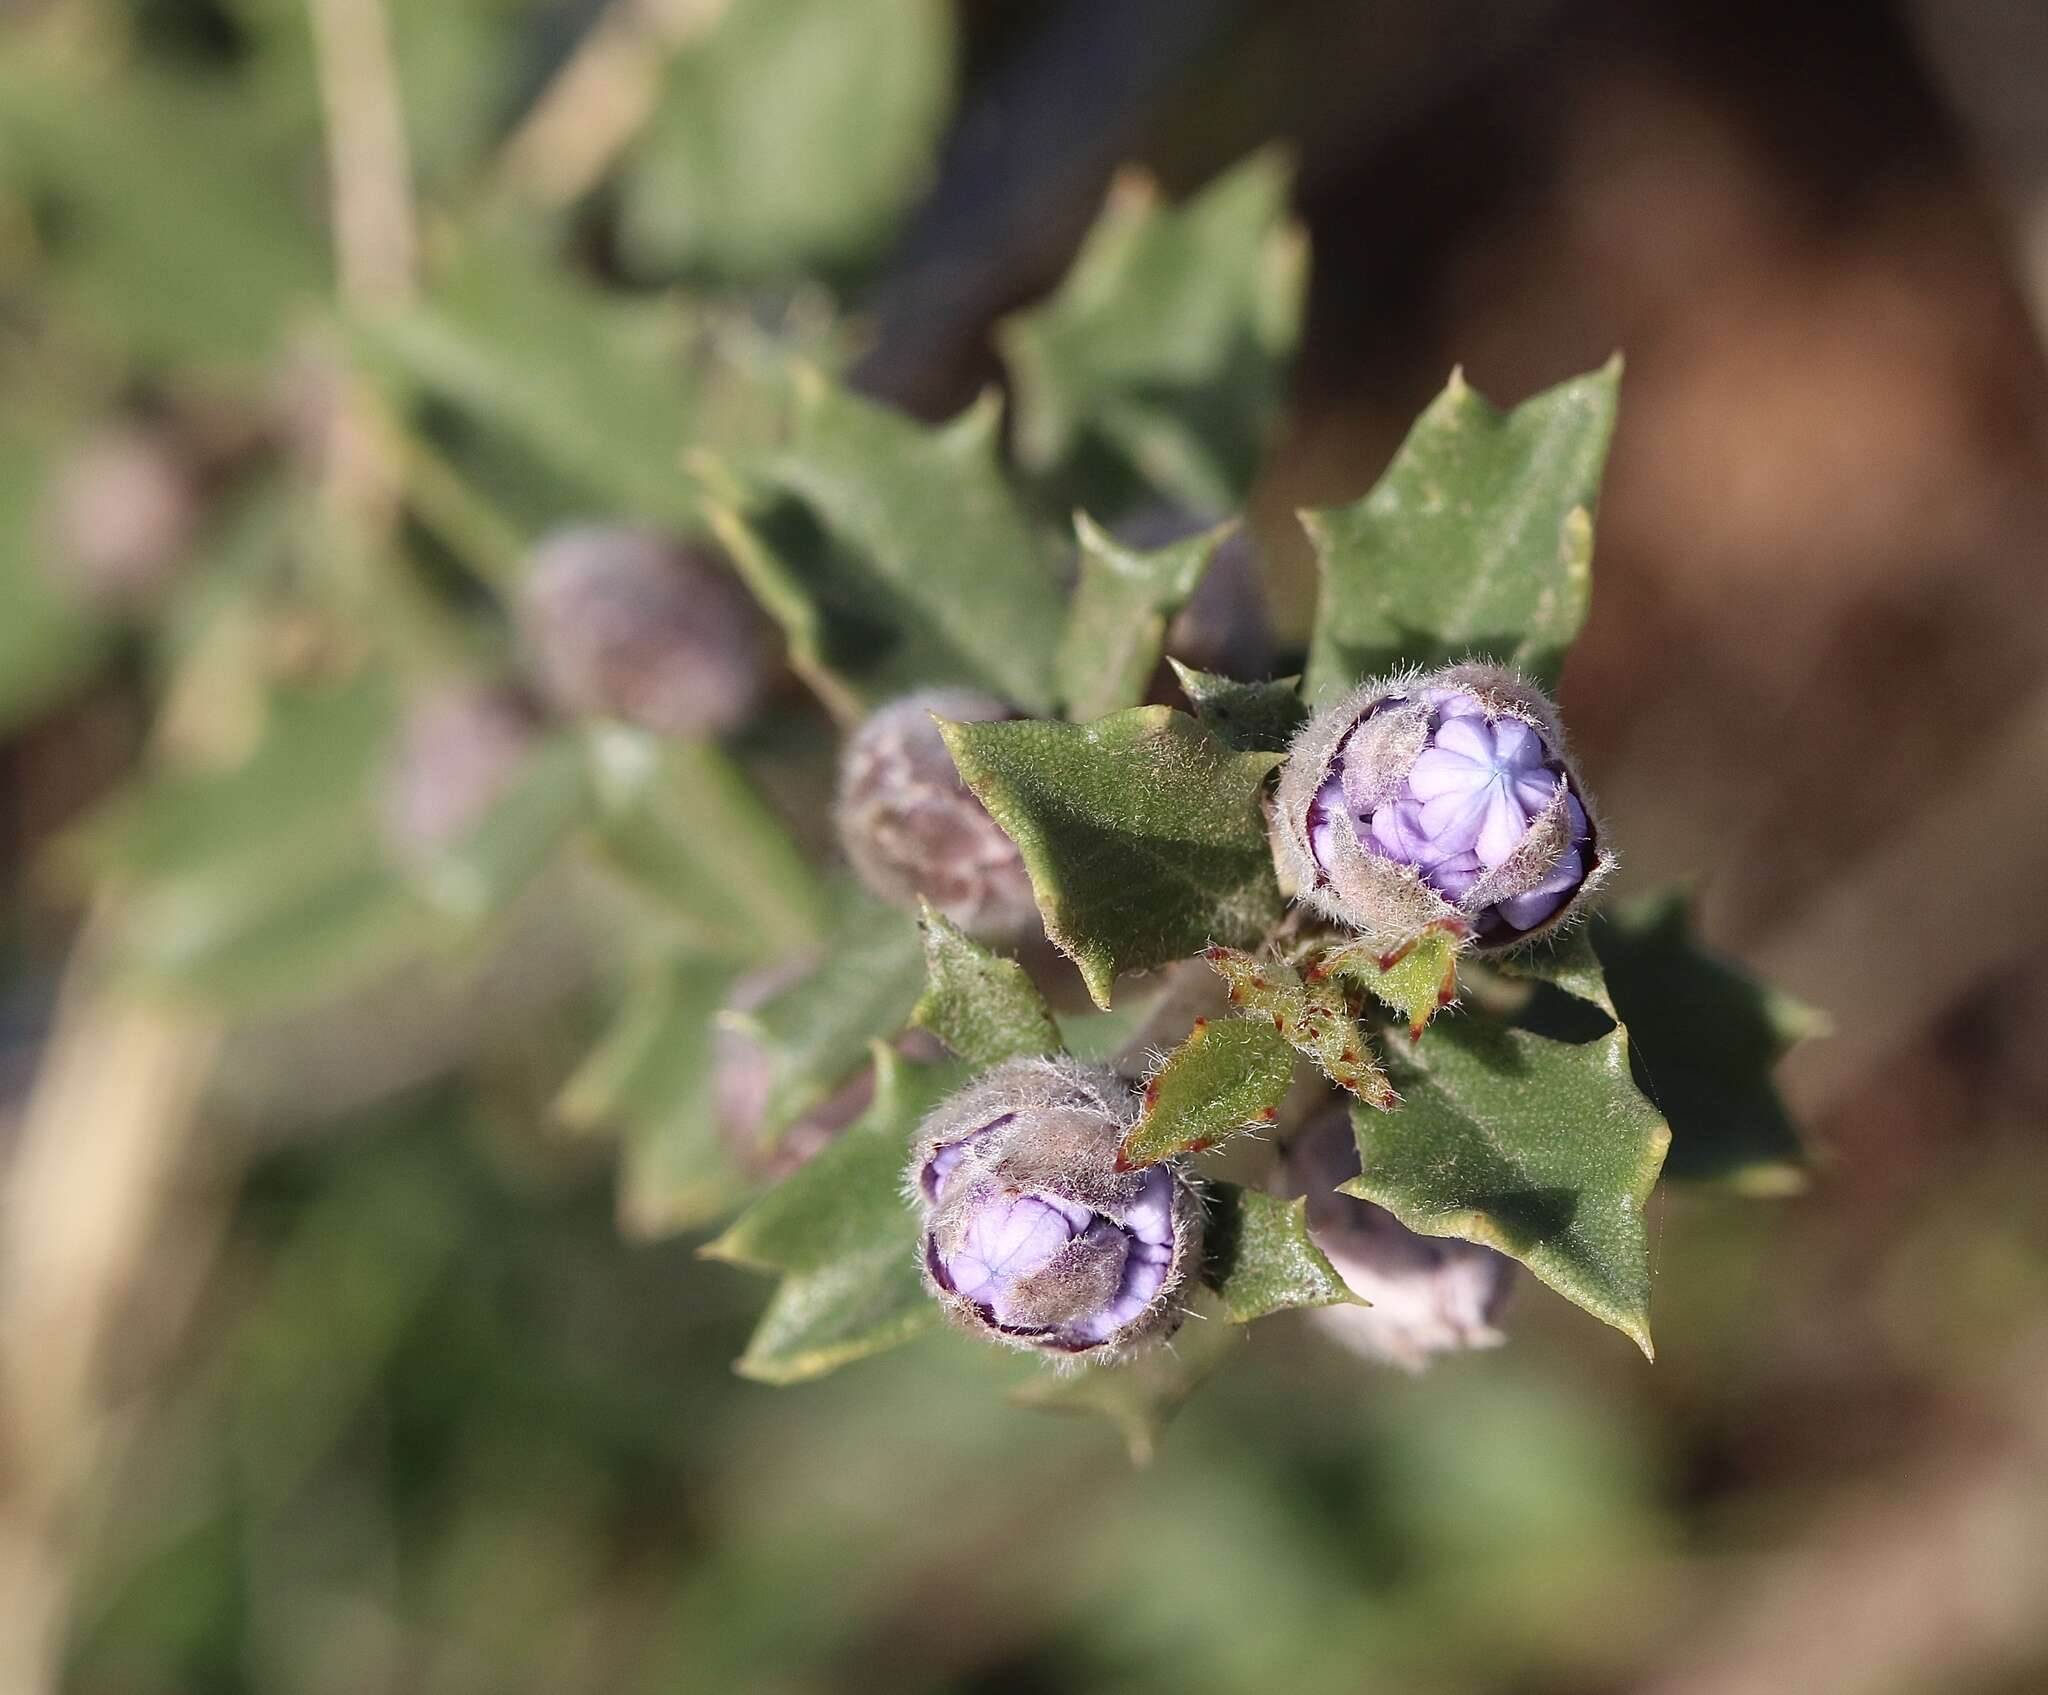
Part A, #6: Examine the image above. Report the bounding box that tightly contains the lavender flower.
[835,690,1040,940]
[516,524,767,736]
[1285,1110,1514,1371]
[907,1058,1202,1358]
[1274,662,1609,949]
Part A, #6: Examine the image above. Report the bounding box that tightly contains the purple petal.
[1418,783,1491,855]
[1409,744,1491,803]
[1474,782,1531,869]
[1432,716,1495,764]
[1489,717,1542,767]
[946,1193,1082,1305]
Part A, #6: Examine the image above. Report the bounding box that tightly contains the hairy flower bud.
[378,683,540,858]
[835,690,1040,939]
[43,424,200,606]
[1285,1110,1513,1371]
[1273,663,1609,949]
[907,1058,1203,1358]
[516,524,766,735]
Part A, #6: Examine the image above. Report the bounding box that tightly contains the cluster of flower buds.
[378,682,540,860]
[1284,1111,1514,1370]
[516,523,767,736]
[835,689,1040,940]
[907,1058,1203,1358]
[1274,662,1607,950]
[43,423,201,607]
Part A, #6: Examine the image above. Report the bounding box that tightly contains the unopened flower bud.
[1113,507,1274,682]
[907,1058,1203,1358]
[835,690,1040,939]
[43,424,200,606]
[516,524,767,735]
[378,683,540,859]
[1285,1110,1513,1371]
[1273,663,1608,949]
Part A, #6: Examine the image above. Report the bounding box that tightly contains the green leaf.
[712,377,1066,716]
[1119,1016,1294,1169]
[717,895,928,1147]
[703,1046,967,1383]
[581,725,828,958]
[1345,1017,1669,1357]
[1592,892,1820,1193]
[909,903,1063,1067]
[1056,514,1232,721]
[0,437,109,732]
[1202,1187,1359,1323]
[1201,946,1394,1107]
[1317,922,1467,1041]
[401,733,587,925]
[557,961,752,1239]
[1009,1289,1244,1465]
[1303,360,1621,703]
[939,708,1285,1008]
[1000,150,1307,515]
[1167,661,1307,753]
[616,0,954,281]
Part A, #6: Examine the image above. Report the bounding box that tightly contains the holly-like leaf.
[1168,661,1307,753]
[999,150,1307,516]
[1303,361,1621,703]
[1057,514,1233,721]
[1592,892,1820,1193]
[1009,1289,1244,1465]
[939,708,1284,1008]
[1345,1017,1669,1357]
[703,1046,967,1383]
[716,894,928,1149]
[1202,946,1395,1107]
[909,902,1062,1067]
[1119,1016,1294,1169]
[711,375,1065,718]
[581,724,828,958]
[1317,921,1467,1040]
[1202,1186,1359,1323]
[557,961,751,1239]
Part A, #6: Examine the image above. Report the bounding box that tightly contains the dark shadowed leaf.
[1057,514,1233,721]
[1203,1186,1359,1323]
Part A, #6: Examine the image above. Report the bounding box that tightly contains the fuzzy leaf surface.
[940,708,1284,1007]
[703,1048,967,1383]
[1318,922,1466,1040]
[1303,361,1620,702]
[1119,1017,1295,1169]
[1346,1017,1669,1357]
[1000,150,1306,515]
[910,903,1063,1067]
[1202,1187,1359,1323]
[1203,947,1394,1106]
[715,376,1064,717]
[1057,514,1232,721]
[1168,661,1307,753]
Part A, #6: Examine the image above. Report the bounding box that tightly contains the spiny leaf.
[1201,946,1395,1107]
[1345,1018,1669,1358]
[1303,360,1621,703]
[1057,513,1234,721]
[1009,1290,1245,1465]
[910,902,1063,1067]
[715,375,1065,717]
[556,961,751,1239]
[1202,1186,1359,1323]
[1119,1017,1294,1169]
[715,894,927,1148]
[1168,661,1307,753]
[940,708,1284,1008]
[1316,921,1467,1041]
[1592,892,1821,1193]
[999,150,1307,515]
[703,1046,967,1383]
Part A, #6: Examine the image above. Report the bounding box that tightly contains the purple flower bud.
[516,524,767,736]
[43,424,200,606]
[1273,663,1609,949]
[907,1058,1203,1358]
[378,683,540,859]
[835,690,1040,940]
[1285,1110,1514,1371]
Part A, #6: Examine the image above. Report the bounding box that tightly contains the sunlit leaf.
[909,903,1062,1067]
[1119,1016,1294,1169]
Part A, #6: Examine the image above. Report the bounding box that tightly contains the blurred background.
[4,1,2048,1691]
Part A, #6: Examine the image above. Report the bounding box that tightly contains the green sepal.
[1117,1016,1295,1169]
[1202,946,1395,1107]
[1316,921,1467,1041]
